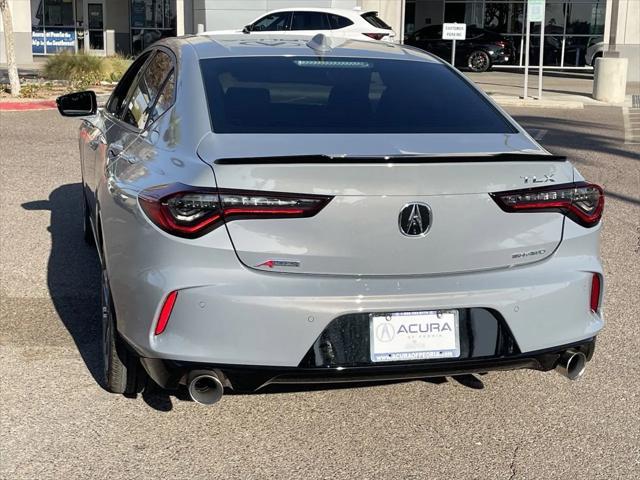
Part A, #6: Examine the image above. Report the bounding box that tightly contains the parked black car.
[405,25,515,72]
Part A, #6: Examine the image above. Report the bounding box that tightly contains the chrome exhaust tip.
[187,371,224,405]
[555,349,587,381]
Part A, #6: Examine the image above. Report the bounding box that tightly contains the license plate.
[370,310,460,362]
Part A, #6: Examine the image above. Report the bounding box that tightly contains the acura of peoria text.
[57,33,604,405]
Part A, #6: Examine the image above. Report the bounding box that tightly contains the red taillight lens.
[490,182,604,228]
[139,183,333,238]
[155,290,178,335]
[363,33,387,40]
[590,274,601,313]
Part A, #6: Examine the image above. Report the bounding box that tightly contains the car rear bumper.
[490,52,514,65]
[116,219,603,370]
[140,338,596,392]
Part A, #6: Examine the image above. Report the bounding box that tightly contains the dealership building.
[1,0,638,78]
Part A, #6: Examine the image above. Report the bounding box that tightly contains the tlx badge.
[520,174,555,184]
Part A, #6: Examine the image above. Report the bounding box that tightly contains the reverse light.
[155,290,178,335]
[490,182,604,228]
[590,274,601,313]
[139,183,333,238]
[363,33,388,40]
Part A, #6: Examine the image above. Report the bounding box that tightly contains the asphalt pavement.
[1,106,639,479]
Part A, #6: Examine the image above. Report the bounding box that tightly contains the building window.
[444,1,485,26]
[404,0,604,68]
[130,0,176,54]
[31,0,77,55]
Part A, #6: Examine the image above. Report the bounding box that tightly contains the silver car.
[56,34,604,405]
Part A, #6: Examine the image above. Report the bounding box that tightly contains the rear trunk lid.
[197,133,572,276]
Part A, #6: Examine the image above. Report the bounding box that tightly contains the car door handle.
[88,134,105,151]
[108,144,124,160]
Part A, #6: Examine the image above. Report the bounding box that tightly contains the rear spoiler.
[213,153,567,165]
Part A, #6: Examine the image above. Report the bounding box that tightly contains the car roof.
[179,34,440,63]
[257,7,375,19]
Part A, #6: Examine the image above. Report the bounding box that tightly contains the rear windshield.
[200,57,516,134]
[362,12,392,30]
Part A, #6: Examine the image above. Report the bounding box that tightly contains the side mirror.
[242,25,252,34]
[56,91,97,117]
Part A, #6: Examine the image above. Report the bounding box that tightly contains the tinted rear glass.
[291,12,330,30]
[200,57,516,134]
[328,14,354,29]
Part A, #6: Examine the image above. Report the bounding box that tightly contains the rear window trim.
[213,153,567,165]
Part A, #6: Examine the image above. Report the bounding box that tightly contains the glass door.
[84,0,105,55]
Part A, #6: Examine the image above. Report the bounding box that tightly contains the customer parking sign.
[528,0,546,22]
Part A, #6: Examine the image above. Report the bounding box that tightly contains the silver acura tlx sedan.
[56,34,604,404]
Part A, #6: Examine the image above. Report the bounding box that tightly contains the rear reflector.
[155,291,178,335]
[139,183,333,238]
[590,274,601,313]
[490,182,604,228]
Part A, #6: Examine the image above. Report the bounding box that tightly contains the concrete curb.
[0,99,57,111]
[0,92,111,112]
[490,96,585,109]
[489,94,632,109]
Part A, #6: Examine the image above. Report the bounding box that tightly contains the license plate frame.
[370,310,460,363]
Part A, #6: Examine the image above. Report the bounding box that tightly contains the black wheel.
[467,51,491,72]
[82,194,95,246]
[101,267,143,394]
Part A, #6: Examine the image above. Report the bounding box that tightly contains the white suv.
[202,8,396,42]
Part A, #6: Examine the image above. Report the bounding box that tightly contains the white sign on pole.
[523,0,546,99]
[442,23,466,40]
[442,23,466,67]
[538,1,546,99]
[528,0,545,22]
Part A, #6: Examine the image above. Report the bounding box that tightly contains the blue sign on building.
[32,28,76,55]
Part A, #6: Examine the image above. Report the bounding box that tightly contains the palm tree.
[1,0,21,96]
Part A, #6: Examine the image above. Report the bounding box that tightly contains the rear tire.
[467,51,491,72]
[101,267,143,395]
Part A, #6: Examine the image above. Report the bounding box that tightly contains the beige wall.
[603,0,640,82]
[0,0,34,63]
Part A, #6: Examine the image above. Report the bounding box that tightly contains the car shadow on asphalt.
[22,183,484,412]
[22,183,103,382]
[22,182,181,411]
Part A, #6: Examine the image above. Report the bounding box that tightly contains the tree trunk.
[0,0,21,96]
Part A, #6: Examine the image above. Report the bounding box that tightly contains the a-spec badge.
[255,260,301,269]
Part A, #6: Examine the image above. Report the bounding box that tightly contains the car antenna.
[306,33,335,56]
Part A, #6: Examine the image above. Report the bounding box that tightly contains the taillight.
[590,274,601,313]
[155,290,178,335]
[363,33,387,40]
[139,183,333,238]
[490,182,604,228]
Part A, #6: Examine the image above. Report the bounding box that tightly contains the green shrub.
[43,52,132,88]
[102,54,131,82]
[19,83,42,98]
[43,52,102,88]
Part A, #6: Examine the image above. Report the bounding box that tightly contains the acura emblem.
[375,322,395,343]
[399,203,432,237]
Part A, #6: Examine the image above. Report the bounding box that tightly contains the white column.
[176,0,185,36]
